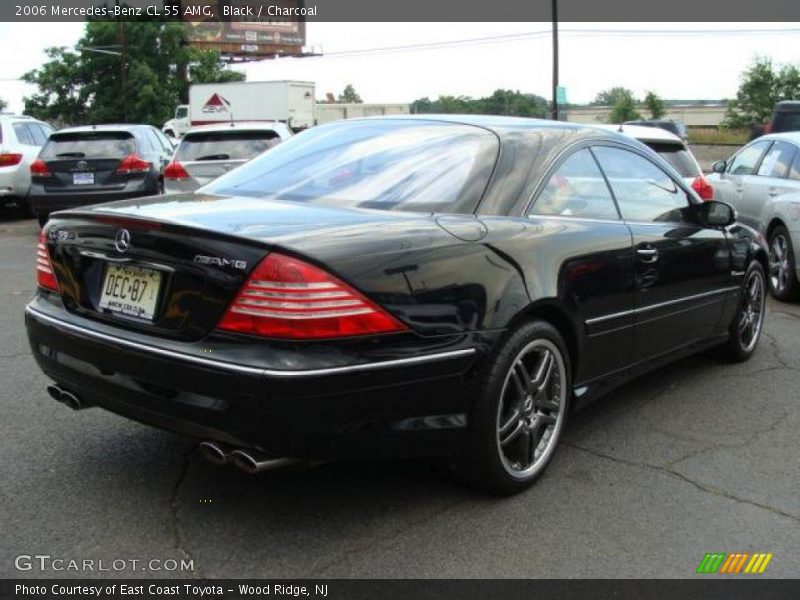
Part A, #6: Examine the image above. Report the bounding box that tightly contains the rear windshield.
[202,120,499,213]
[772,112,800,133]
[41,132,135,159]
[176,130,281,161]
[644,142,701,177]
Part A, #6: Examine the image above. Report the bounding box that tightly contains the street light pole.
[551,0,559,121]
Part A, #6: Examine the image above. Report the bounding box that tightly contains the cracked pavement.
[1,214,798,578]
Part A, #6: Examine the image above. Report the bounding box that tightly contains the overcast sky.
[1,22,800,113]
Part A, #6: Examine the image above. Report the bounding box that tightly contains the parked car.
[593,123,714,200]
[707,132,800,300]
[624,119,689,142]
[29,124,173,227]
[0,114,54,213]
[164,122,291,194]
[27,116,767,494]
[751,101,800,139]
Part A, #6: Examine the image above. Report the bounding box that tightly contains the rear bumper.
[25,296,491,458]
[29,181,159,215]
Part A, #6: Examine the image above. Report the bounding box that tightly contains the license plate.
[73,172,94,185]
[98,264,162,321]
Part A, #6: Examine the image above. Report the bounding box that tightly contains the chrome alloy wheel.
[740,267,766,352]
[495,339,567,479]
[769,233,791,295]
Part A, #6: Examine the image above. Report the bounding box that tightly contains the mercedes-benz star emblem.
[114,229,131,253]
[76,160,88,170]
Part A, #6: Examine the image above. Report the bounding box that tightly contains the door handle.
[636,247,659,263]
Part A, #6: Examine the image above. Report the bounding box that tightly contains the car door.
[711,140,772,229]
[526,147,635,383]
[740,141,800,231]
[593,145,735,363]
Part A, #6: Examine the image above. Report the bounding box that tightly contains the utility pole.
[551,0,559,121]
[116,0,127,122]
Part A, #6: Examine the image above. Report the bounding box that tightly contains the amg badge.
[193,255,247,270]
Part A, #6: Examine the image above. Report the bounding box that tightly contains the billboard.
[181,1,306,60]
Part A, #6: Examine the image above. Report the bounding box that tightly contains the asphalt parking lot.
[1,212,798,579]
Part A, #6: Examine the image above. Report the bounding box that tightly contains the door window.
[757,141,798,178]
[530,149,619,220]
[727,140,771,175]
[790,150,800,182]
[593,146,694,224]
[12,123,34,145]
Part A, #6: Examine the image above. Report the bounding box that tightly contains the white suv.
[0,114,54,212]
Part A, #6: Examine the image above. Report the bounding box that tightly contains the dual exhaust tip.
[199,441,299,475]
[47,383,90,411]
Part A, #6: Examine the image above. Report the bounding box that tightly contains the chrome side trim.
[585,286,740,326]
[25,306,476,378]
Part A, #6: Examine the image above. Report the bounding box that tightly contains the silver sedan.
[707,132,800,300]
[163,122,293,194]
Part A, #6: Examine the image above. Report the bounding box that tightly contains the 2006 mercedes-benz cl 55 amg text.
[26,116,768,493]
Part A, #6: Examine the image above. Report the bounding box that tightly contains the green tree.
[22,19,243,127]
[724,57,800,127]
[592,86,636,107]
[411,89,548,118]
[643,91,666,119]
[0,97,7,112]
[337,84,363,103]
[608,90,642,124]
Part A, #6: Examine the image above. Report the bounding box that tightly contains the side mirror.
[700,200,736,228]
[711,160,727,174]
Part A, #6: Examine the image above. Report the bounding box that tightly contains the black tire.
[454,320,571,495]
[724,261,767,363]
[767,225,798,301]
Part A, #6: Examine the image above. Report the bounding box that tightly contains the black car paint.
[25,116,768,459]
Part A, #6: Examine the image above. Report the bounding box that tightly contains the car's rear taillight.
[0,152,22,167]
[116,154,152,174]
[763,122,773,134]
[163,161,189,180]
[36,231,59,292]
[217,253,407,339]
[692,175,714,201]
[30,159,52,177]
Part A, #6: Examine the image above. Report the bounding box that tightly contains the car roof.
[759,131,800,144]
[345,114,637,145]
[183,122,293,136]
[54,124,151,134]
[774,101,800,111]
[590,123,684,144]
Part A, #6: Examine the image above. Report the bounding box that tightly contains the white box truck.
[163,80,315,138]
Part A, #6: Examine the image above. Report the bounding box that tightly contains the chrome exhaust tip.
[46,384,90,410]
[198,441,230,466]
[229,450,299,475]
[46,383,64,403]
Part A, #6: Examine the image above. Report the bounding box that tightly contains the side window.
[757,141,798,178]
[28,124,47,146]
[728,140,771,176]
[790,150,800,182]
[145,129,164,153]
[530,149,619,220]
[12,123,34,145]
[593,146,693,224]
[154,129,173,153]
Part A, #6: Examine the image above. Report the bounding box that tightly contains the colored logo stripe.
[696,552,773,574]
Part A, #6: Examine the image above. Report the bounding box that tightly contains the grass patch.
[688,127,749,145]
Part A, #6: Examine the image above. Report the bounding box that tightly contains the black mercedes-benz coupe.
[26,116,768,493]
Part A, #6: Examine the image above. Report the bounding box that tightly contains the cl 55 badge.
[193,255,248,270]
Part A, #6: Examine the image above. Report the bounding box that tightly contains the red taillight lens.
[0,153,22,167]
[36,231,59,292]
[763,122,773,134]
[30,159,52,177]
[116,154,152,174]
[163,161,189,180]
[692,176,714,201]
[217,253,407,339]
